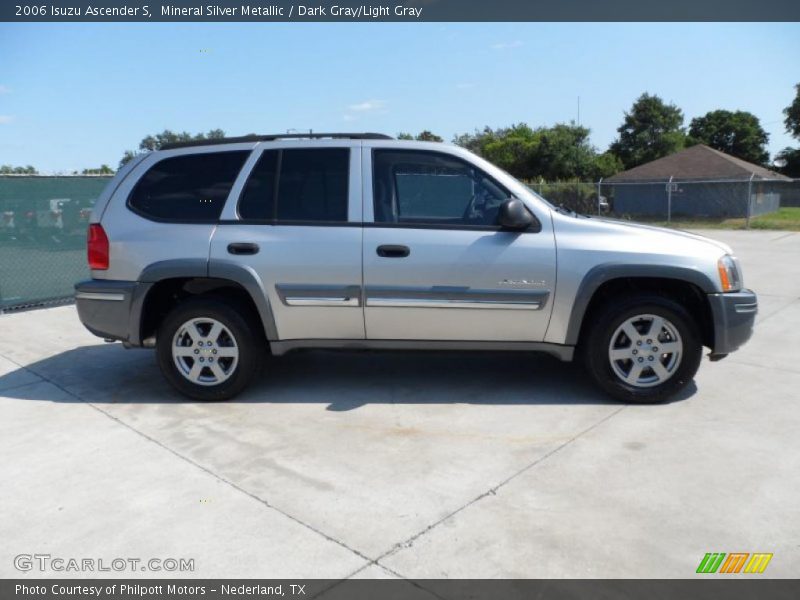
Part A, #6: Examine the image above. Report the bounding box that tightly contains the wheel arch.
[565,264,717,349]
[134,259,278,346]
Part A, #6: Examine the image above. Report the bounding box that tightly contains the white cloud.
[0,115,14,124]
[491,40,524,50]
[348,99,386,112]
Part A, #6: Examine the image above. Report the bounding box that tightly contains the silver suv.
[75,133,757,403]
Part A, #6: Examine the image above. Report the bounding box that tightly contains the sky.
[0,22,798,173]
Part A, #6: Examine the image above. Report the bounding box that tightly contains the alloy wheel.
[608,313,683,388]
[171,317,239,386]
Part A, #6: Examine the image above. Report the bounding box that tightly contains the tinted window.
[129,151,248,222]
[238,148,349,222]
[372,150,510,227]
[237,150,278,219]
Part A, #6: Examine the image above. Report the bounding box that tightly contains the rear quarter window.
[128,151,249,222]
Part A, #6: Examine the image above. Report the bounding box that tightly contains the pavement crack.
[85,401,377,565]
[724,358,800,375]
[373,405,627,564]
[0,379,44,395]
[755,297,800,326]
[0,350,377,569]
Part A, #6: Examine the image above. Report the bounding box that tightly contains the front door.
[362,147,556,342]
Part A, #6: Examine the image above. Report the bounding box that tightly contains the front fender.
[559,263,718,346]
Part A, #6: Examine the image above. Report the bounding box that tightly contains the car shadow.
[0,343,697,409]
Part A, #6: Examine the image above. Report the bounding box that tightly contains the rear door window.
[128,151,249,222]
[238,148,350,223]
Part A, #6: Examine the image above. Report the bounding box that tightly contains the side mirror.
[497,198,534,230]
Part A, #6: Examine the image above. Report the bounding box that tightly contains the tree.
[610,93,686,169]
[479,124,539,179]
[453,123,617,181]
[784,83,800,140]
[415,130,443,142]
[119,150,138,167]
[529,123,598,181]
[452,127,497,155]
[688,110,769,165]
[589,152,624,180]
[82,165,115,175]
[0,164,38,174]
[396,131,443,142]
[773,84,800,177]
[775,147,800,178]
[120,129,227,167]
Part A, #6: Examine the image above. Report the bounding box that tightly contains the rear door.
[210,141,364,341]
[362,145,556,342]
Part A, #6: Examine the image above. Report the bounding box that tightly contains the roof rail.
[160,132,393,150]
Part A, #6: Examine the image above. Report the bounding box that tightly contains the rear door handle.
[227,242,259,255]
[377,244,410,258]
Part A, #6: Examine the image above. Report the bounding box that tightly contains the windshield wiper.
[556,204,578,217]
[555,204,592,218]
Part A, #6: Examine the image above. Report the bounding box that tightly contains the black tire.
[156,296,264,401]
[581,294,702,404]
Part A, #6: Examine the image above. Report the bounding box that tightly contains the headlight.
[717,255,741,292]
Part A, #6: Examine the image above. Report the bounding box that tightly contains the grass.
[635,207,800,231]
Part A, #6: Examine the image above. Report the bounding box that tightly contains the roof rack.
[160,132,393,150]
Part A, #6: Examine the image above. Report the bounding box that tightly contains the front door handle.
[377,244,410,258]
[227,242,260,255]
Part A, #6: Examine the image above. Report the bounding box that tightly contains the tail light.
[87,223,109,270]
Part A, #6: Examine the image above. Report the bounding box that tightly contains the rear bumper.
[74,279,150,345]
[707,289,758,357]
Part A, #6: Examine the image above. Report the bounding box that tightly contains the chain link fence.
[0,176,112,311]
[526,178,799,223]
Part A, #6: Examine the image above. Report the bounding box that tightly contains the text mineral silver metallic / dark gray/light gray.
[74,133,757,402]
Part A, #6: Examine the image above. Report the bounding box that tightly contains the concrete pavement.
[0,229,798,583]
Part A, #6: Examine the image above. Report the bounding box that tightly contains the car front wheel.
[582,294,702,403]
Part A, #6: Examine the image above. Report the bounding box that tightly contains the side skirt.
[269,339,574,361]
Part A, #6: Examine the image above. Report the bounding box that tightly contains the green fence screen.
[0,176,113,310]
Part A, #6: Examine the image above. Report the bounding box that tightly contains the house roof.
[606,144,791,182]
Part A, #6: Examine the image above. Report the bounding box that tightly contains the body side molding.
[275,284,362,307]
[365,286,550,310]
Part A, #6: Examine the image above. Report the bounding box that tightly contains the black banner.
[4,580,800,600]
[2,0,800,22]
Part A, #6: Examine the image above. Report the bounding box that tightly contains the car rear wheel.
[582,294,702,403]
[157,297,263,401]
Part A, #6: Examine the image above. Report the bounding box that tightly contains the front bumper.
[707,289,758,357]
[74,279,150,345]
